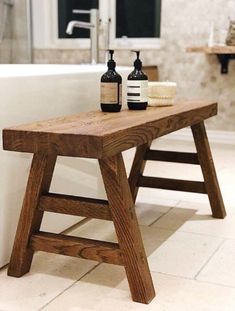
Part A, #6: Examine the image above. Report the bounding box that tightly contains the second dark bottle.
[127,51,148,110]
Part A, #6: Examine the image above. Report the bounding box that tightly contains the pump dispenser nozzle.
[109,50,114,60]
[133,50,142,71]
[107,50,116,70]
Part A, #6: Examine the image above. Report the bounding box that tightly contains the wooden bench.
[2,100,226,304]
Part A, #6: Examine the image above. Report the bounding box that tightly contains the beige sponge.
[148,81,177,106]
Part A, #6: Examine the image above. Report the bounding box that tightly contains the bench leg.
[8,154,57,277]
[128,143,151,203]
[99,153,155,304]
[191,122,226,218]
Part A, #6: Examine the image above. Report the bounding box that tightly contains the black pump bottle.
[127,51,148,110]
[100,50,122,112]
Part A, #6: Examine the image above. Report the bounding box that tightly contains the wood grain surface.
[191,122,226,218]
[3,101,217,158]
[99,153,155,304]
[39,193,112,220]
[30,232,123,265]
[128,143,151,202]
[8,154,57,277]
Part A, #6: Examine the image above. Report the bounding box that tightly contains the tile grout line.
[39,262,101,311]
[155,271,195,281]
[38,198,178,310]
[37,218,99,310]
[174,228,235,240]
[0,218,91,274]
[194,278,235,290]
[61,217,91,235]
[155,270,235,289]
[150,224,235,240]
[149,206,174,227]
[147,199,235,240]
[194,238,226,280]
[148,199,181,227]
[0,263,9,273]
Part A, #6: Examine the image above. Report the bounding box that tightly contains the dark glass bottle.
[100,50,122,112]
[127,51,148,110]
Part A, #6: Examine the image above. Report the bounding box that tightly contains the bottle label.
[127,80,148,103]
[119,84,122,105]
[101,83,121,105]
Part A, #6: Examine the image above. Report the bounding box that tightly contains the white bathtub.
[0,64,131,268]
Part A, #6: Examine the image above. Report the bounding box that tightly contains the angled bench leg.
[191,122,226,218]
[8,153,57,277]
[99,153,155,304]
[128,143,151,203]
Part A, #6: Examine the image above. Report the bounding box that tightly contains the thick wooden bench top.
[3,100,217,158]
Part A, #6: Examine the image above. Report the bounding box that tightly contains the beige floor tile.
[137,188,180,207]
[151,204,199,231]
[70,219,173,250]
[197,239,235,287]
[151,199,230,231]
[144,159,204,181]
[42,264,235,311]
[208,144,235,172]
[164,201,235,239]
[218,168,235,210]
[138,185,210,206]
[140,226,175,256]
[138,138,234,205]
[148,231,223,278]
[0,253,97,311]
[151,137,196,152]
[71,220,222,279]
[70,219,117,243]
[41,265,129,311]
[135,199,176,226]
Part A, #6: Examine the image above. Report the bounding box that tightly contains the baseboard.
[160,128,235,145]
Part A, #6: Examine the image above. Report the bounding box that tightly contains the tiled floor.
[0,136,235,311]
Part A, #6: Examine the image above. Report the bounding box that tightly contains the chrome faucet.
[66,9,99,64]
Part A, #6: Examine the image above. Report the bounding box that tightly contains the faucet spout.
[66,9,99,64]
[66,21,94,35]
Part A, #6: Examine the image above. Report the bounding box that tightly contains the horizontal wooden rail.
[30,232,124,265]
[144,150,200,165]
[38,193,112,221]
[138,176,207,194]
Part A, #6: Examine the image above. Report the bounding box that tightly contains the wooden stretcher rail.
[30,232,124,265]
[38,193,112,220]
[138,176,207,193]
[144,150,200,164]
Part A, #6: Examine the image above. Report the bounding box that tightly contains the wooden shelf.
[186,45,235,54]
[186,45,235,74]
